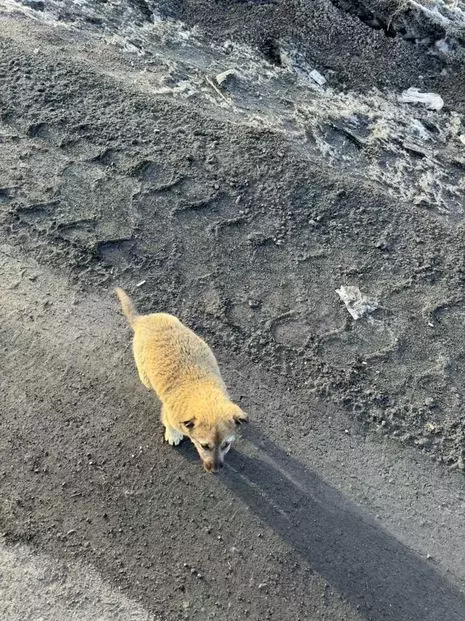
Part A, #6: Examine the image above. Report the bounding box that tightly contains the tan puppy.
[115,287,247,472]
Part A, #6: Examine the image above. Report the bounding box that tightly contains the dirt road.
[1,1,465,619]
[2,242,465,620]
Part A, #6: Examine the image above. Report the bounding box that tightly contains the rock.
[22,0,45,10]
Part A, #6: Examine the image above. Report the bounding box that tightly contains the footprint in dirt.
[319,318,397,367]
[55,162,138,245]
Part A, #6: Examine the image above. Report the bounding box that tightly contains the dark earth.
[1,1,465,619]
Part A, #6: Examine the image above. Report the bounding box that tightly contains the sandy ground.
[1,0,465,619]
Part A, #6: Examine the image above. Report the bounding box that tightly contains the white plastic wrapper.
[336,285,378,320]
[398,87,444,111]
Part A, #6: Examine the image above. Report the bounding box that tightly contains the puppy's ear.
[232,406,248,426]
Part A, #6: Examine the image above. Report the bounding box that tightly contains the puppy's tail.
[115,287,139,328]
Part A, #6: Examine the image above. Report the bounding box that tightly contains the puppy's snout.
[203,459,214,473]
[203,459,224,473]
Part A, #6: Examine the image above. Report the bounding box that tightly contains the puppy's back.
[116,287,225,396]
[135,314,222,386]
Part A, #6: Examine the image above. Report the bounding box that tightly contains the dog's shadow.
[180,426,465,621]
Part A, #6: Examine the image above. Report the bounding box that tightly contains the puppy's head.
[182,403,247,473]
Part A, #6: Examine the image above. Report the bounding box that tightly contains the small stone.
[23,0,45,10]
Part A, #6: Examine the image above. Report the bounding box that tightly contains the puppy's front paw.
[164,426,184,446]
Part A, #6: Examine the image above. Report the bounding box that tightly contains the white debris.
[410,119,430,140]
[398,87,444,111]
[309,69,326,86]
[435,38,451,54]
[215,69,238,86]
[336,285,377,320]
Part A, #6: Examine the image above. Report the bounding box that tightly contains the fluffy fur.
[115,287,247,472]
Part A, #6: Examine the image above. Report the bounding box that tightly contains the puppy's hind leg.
[161,406,184,446]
